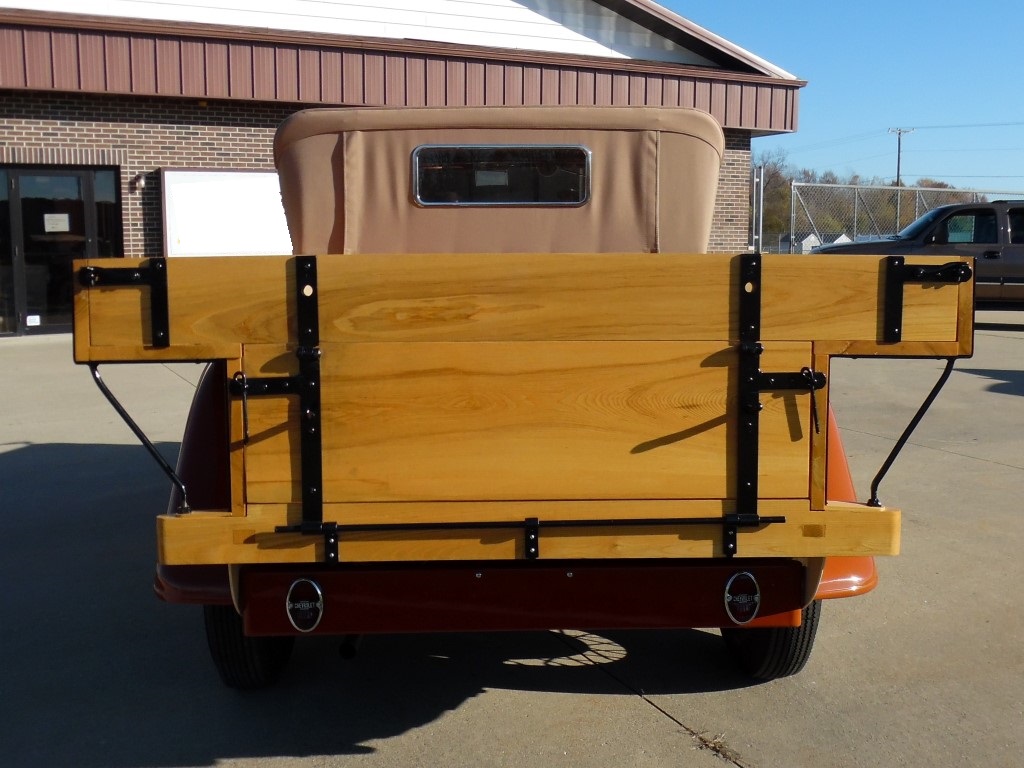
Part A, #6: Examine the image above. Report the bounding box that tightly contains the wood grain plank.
[156,500,899,564]
[240,341,816,503]
[73,254,972,359]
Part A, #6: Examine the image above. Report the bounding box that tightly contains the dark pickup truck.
[815,201,1024,303]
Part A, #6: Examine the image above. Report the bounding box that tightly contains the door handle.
[983,251,1001,259]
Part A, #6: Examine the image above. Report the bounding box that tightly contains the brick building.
[0,1,803,335]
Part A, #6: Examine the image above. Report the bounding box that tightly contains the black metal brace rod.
[88,363,190,513]
[867,356,957,507]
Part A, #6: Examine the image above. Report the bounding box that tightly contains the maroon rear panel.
[242,560,808,636]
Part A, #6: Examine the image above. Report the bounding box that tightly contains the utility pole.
[889,127,914,233]
[888,127,915,187]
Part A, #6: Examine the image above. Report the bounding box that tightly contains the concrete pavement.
[1,316,1021,767]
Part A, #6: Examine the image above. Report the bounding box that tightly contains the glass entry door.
[2,168,121,335]
[17,173,87,331]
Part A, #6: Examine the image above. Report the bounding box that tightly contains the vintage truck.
[72,106,974,688]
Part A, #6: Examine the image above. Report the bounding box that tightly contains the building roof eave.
[592,0,798,79]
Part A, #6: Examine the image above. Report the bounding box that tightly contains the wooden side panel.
[72,254,973,362]
[241,341,816,503]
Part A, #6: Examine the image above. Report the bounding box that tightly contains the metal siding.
[629,73,646,105]
[645,74,663,106]
[342,51,364,105]
[709,81,726,125]
[445,60,465,106]
[425,58,446,106]
[465,61,484,106]
[229,43,254,100]
[661,77,679,107]
[504,64,524,106]
[52,32,80,91]
[540,66,560,105]
[560,69,578,105]
[363,52,385,105]
[78,33,106,92]
[384,53,406,106]
[611,72,628,105]
[129,37,156,94]
[522,64,541,105]
[275,47,299,102]
[104,34,131,92]
[321,49,343,104]
[725,82,742,127]
[252,44,276,101]
[298,48,321,102]
[678,78,694,109]
[23,29,51,89]
[745,82,761,126]
[693,80,710,112]
[0,28,25,88]
[778,86,794,132]
[155,38,181,96]
[0,21,800,133]
[204,40,229,98]
[484,61,503,105]
[180,39,205,97]
[406,56,426,107]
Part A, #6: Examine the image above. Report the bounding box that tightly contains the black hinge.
[883,257,972,343]
[231,256,325,535]
[78,258,170,347]
[729,254,825,556]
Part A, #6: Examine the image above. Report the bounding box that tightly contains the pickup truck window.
[1010,209,1024,244]
[943,210,997,244]
[413,145,589,206]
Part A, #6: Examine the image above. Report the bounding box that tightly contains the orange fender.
[815,407,879,600]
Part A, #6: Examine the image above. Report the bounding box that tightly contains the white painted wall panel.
[0,0,718,66]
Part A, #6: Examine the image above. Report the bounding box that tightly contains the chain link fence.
[763,182,1024,253]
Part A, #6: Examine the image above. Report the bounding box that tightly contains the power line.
[910,121,1024,130]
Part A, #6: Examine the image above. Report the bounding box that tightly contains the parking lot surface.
[1,314,1022,767]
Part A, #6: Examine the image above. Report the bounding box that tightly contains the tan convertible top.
[274,106,724,255]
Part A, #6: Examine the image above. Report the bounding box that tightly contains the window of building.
[0,167,123,335]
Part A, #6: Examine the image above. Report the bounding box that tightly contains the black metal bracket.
[301,514,800,564]
[525,518,540,560]
[230,256,324,532]
[883,257,972,343]
[78,258,170,348]
[729,255,827,557]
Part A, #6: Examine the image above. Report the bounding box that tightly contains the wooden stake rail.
[72,252,974,566]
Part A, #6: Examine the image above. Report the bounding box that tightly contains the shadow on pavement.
[0,442,755,768]
[956,367,1024,396]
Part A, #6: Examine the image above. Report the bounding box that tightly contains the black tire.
[203,605,295,689]
[721,599,821,680]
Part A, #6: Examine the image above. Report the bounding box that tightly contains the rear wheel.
[720,599,821,680]
[203,605,295,689]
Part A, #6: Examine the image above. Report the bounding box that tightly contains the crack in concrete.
[551,631,753,767]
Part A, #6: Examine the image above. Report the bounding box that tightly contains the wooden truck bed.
[73,251,973,567]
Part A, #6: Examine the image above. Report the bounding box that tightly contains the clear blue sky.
[660,1,1024,192]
